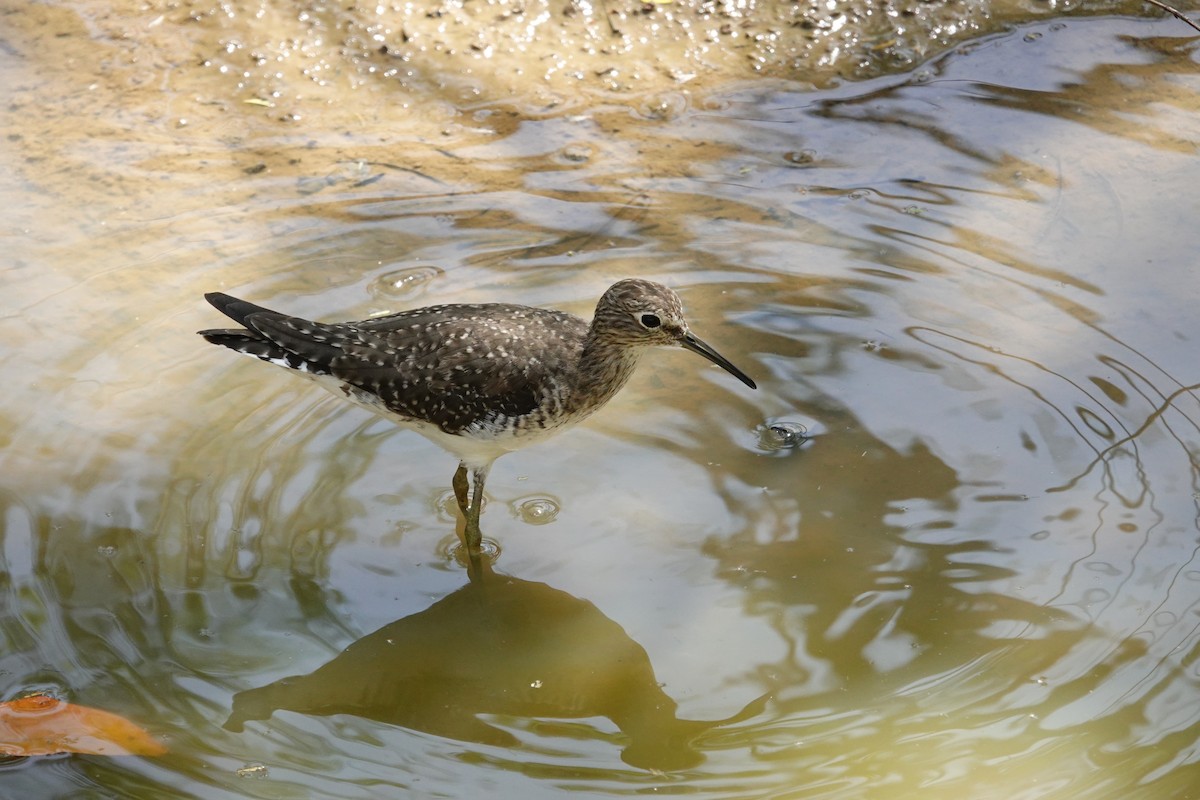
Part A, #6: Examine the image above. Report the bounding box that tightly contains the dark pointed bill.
[680,332,757,390]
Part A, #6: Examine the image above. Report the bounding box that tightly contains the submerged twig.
[1143,0,1200,34]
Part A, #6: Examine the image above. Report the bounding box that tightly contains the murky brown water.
[3,1,1200,797]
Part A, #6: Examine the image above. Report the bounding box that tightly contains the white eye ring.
[637,313,662,329]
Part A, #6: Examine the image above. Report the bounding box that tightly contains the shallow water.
[3,5,1200,799]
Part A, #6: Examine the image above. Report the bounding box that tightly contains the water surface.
[2,6,1200,799]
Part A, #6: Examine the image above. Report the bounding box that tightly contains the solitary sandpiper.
[199,279,757,550]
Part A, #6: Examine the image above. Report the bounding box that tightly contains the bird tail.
[198,293,331,375]
[202,292,278,327]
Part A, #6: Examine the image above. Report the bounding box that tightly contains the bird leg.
[462,464,490,552]
[452,463,470,516]
[452,463,491,552]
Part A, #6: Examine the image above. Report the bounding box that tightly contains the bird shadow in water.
[224,558,767,771]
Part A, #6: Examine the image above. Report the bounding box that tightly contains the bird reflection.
[225,562,765,771]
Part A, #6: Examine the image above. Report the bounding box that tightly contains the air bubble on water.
[518,497,560,525]
[368,265,445,303]
[757,420,811,453]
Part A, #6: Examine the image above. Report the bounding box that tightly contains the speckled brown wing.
[247,304,589,435]
[347,305,589,434]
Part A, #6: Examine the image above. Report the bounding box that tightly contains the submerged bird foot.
[463,516,483,552]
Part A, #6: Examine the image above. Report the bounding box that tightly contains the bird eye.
[639,313,661,329]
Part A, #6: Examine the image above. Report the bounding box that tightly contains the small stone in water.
[560,144,591,162]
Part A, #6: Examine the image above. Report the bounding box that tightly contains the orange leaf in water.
[0,694,167,757]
